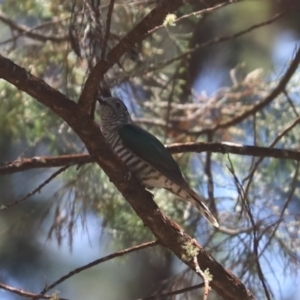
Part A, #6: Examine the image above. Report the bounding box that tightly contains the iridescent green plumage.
[98,97,219,227]
[119,124,184,186]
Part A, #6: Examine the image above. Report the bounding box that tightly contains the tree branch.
[2,141,300,176]
[0,11,68,43]
[139,283,205,300]
[146,2,230,35]
[36,240,158,299]
[0,282,68,300]
[192,47,300,135]
[0,53,254,300]
[132,8,289,83]
[133,44,300,136]
[0,166,70,210]
[77,0,232,112]
[101,0,115,60]
[0,154,92,175]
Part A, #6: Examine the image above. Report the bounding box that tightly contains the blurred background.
[0,0,300,299]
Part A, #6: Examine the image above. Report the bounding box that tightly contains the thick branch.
[2,141,300,176]
[0,54,254,300]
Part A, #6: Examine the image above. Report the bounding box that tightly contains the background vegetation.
[0,0,300,299]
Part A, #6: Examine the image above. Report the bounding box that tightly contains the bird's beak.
[97,97,108,105]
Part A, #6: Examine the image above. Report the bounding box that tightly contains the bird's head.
[97,97,132,131]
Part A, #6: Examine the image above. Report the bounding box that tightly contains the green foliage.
[1,0,300,298]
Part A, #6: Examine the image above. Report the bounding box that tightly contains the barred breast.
[105,131,164,188]
[104,130,219,226]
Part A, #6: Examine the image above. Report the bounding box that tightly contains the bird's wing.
[118,123,187,187]
[119,124,219,227]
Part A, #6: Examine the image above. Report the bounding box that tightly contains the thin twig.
[147,1,229,35]
[0,154,91,175]
[138,283,204,300]
[192,46,300,135]
[227,155,272,300]
[244,113,300,182]
[133,44,299,136]
[139,9,289,78]
[259,161,300,258]
[189,255,211,300]
[34,240,159,299]
[284,89,300,117]
[101,0,115,60]
[0,166,70,211]
[205,133,217,216]
[0,11,68,43]
[77,0,187,111]
[0,282,68,300]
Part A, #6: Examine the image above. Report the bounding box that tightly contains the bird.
[98,97,219,227]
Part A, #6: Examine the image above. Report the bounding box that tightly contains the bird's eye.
[115,102,122,109]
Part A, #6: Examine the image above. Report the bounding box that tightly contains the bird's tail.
[165,185,219,227]
[186,189,219,228]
